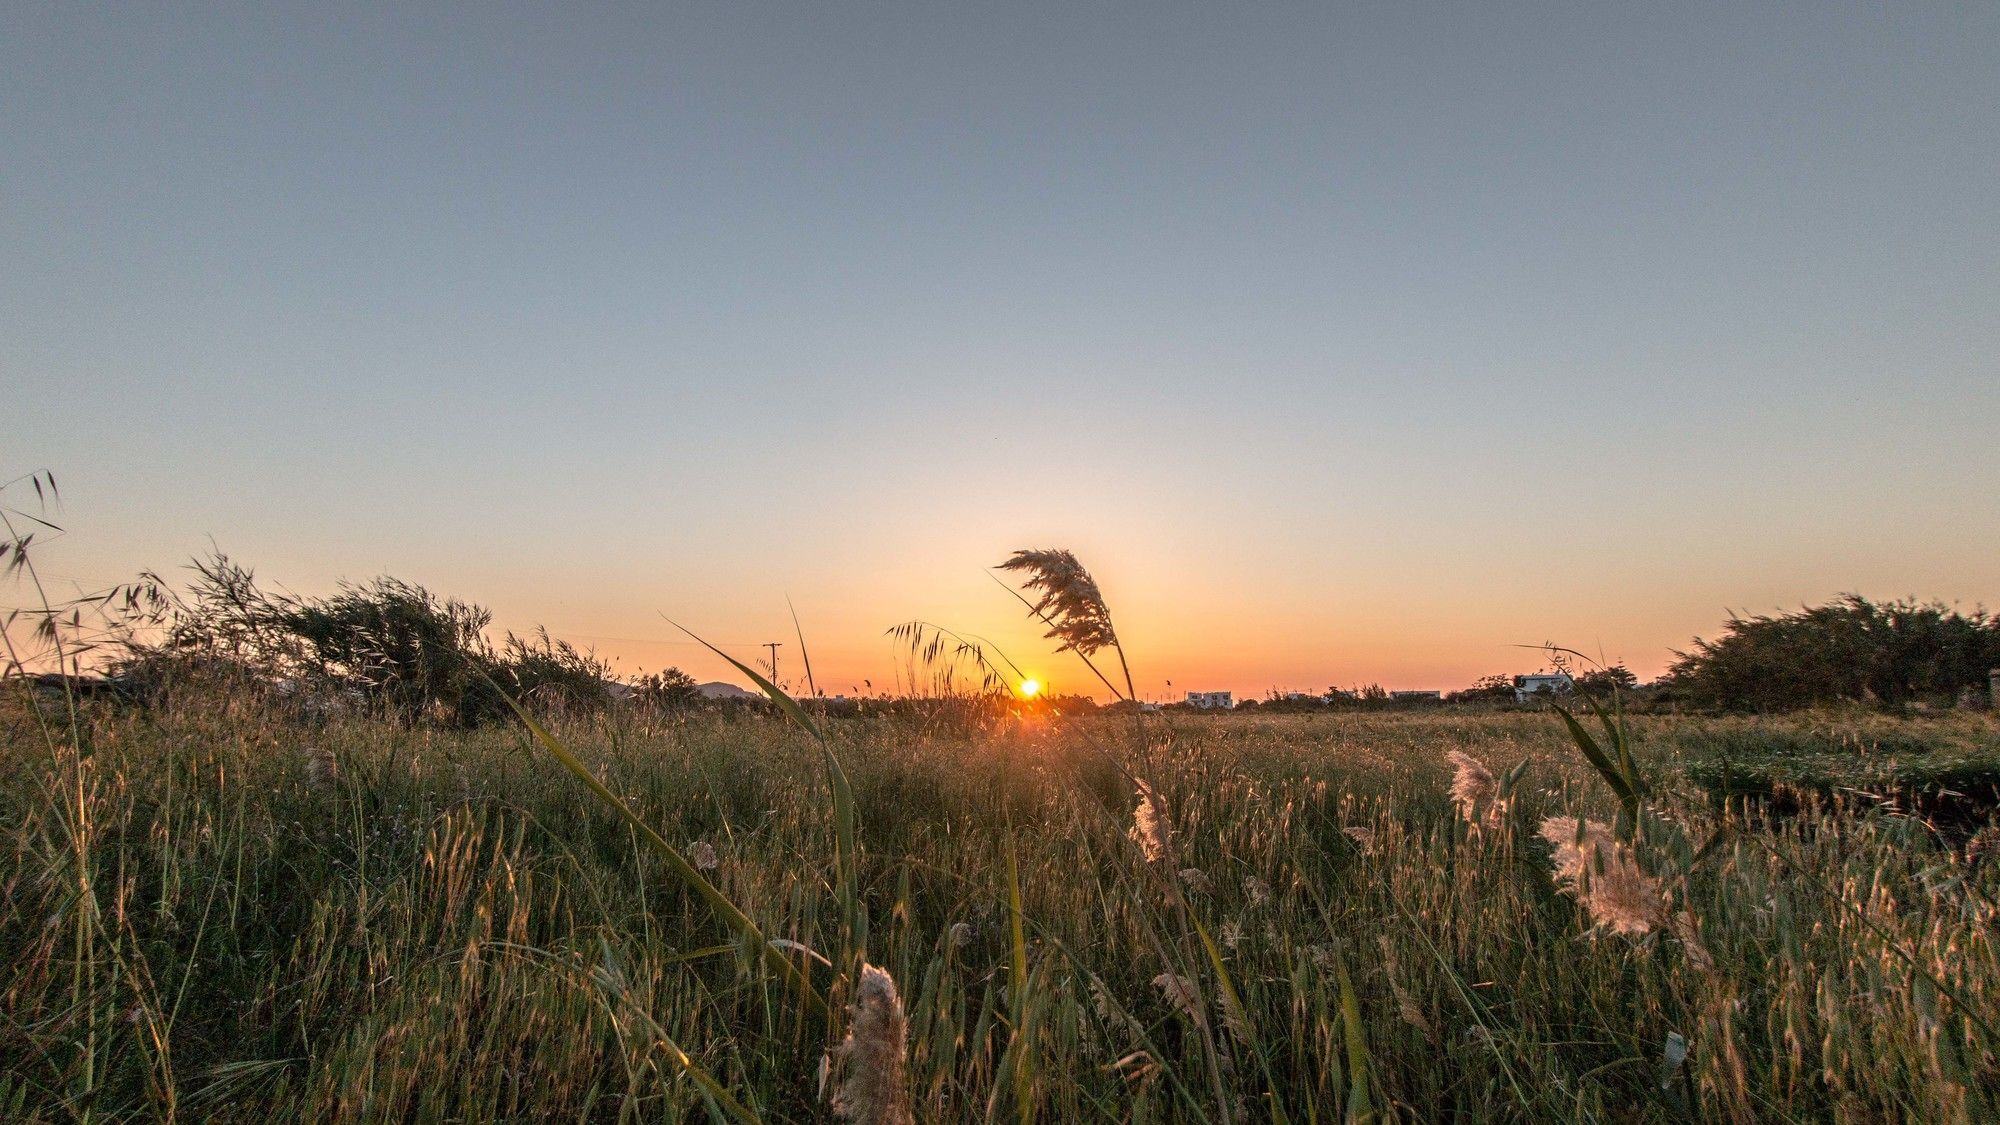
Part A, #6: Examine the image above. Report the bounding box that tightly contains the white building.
[1513,673,1574,703]
[1186,690,1233,710]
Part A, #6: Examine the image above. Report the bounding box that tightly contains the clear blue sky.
[5,3,1996,695]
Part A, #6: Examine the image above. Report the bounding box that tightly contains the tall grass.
[3,692,1996,1121]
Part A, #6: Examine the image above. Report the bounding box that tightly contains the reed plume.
[304,745,338,790]
[1130,781,1168,863]
[1152,973,1200,1019]
[997,549,1121,658]
[1538,815,1669,937]
[1446,750,1505,829]
[830,963,913,1125]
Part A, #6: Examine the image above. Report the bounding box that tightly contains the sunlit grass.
[2,688,1996,1121]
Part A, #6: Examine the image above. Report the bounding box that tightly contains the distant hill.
[697,681,757,700]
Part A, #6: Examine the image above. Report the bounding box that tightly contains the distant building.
[1186,690,1233,710]
[1513,673,1574,703]
[1282,691,1320,702]
[1390,690,1443,703]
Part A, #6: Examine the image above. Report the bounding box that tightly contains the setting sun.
[1018,679,1041,699]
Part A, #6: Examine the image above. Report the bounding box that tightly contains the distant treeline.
[1205,595,1999,716]
[25,549,1997,721]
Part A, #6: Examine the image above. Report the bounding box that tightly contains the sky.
[4,3,1997,700]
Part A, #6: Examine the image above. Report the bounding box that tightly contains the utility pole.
[762,642,783,685]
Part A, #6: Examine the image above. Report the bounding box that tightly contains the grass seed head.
[1539,815,1670,937]
[1152,973,1199,1019]
[831,963,913,1125]
[1130,781,1169,863]
[997,548,1121,657]
[1446,750,1504,829]
[304,745,338,790]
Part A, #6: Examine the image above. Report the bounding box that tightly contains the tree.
[1665,594,2000,711]
[278,576,502,726]
[498,627,613,713]
[633,666,703,712]
[1447,674,1517,704]
[1573,664,1639,698]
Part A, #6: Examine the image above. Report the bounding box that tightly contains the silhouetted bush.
[1665,594,2000,712]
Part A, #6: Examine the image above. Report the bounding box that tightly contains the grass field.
[3,690,1998,1122]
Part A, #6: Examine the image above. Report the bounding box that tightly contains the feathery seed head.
[304,745,338,790]
[1152,973,1200,1019]
[1446,751,1505,828]
[830,963,913,1125]
[1130,781,1169,863]
[1538,815,1670,937]
[997,549,1121,657]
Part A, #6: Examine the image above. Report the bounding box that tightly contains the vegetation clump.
[1664,593,2000,712]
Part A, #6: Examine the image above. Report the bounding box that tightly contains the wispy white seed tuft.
[1538,816,1670,937]
[830,963,913,1125]
[1152,973,1200,1019]
[948,922,974,949]
[1130,782,1169,863]
[1446,751,1504,829]
[689,841,719,871]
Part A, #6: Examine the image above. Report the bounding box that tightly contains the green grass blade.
[666,619,861,963]
[786,597,819,699]
[1551,702,1640,824]
[1333,951,1375,1124]
[1187,908,1291,1123]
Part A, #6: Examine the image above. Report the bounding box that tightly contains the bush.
[1665,594,2000,712]
[112,553,616,727]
